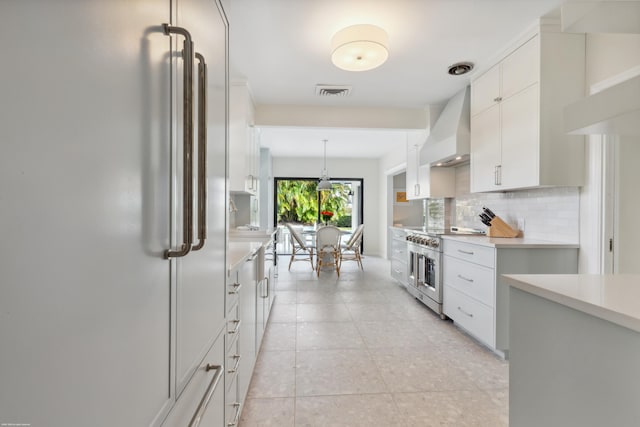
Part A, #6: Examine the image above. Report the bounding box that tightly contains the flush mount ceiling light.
[331,24,389,72]
[317,139,333,191]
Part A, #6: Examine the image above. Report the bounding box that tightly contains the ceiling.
[225,0,571,158]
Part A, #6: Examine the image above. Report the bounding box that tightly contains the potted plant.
[320,210,333,225]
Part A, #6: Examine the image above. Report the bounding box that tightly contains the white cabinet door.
[229,84,258,194]
[501,84,539,190]
[501,36,539,100]
[470,104,502,192]
[405,141,420,199]
[0,2,174,426]
[406,133,455,199]
[470,64,500,116]
[174,0,228,399]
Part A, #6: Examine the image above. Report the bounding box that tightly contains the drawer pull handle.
[228,354,241,374]
[228,319,241,335]
[457,306,474,318]
[458,249,474,255]
[188,364,223,427]
[228,283,242,295]
[227,402,241,427]
[458,274,474,283]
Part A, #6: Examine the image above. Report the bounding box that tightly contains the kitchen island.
[504,274,640,427]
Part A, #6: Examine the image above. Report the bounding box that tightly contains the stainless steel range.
[406,232,445,319]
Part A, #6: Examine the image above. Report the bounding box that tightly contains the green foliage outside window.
[277,180,351,226]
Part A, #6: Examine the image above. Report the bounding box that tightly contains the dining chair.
[284,223,314,271]
[315,225,342,277]
[340,224,364,270]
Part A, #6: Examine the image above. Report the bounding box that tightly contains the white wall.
[379,140,409,259]
[272,156,382,256]
[579,33,640,273]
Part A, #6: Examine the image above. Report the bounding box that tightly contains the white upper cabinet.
[230,83,260,194]
[406,131,456,200]
[470,28,586,193]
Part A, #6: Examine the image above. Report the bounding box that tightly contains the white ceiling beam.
[254,105,428,130]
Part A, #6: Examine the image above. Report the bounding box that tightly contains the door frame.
[273,176,365,252]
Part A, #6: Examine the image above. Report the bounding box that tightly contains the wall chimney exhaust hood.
[419,86,470,166]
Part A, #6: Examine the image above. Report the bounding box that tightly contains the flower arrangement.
[320,210,333,223]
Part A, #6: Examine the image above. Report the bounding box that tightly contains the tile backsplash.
[453,165,580,243]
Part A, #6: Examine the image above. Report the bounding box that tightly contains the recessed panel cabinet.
[406,131,456,200]
[470,29,585,193]
[0,0,229,425]
[230,83,260,195]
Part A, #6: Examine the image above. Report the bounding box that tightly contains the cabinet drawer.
[444,286,494,348]
[390,227,407,240]
[391,244,407,263]
[162,331,225,426]
[227,271,241,316]
[226,335,240,393]
[391,240,407,261]
[443,256,495,307]
[443,240,495,267]
[225,374,241,427]
[226,303,240,354]
[390,259,407,284]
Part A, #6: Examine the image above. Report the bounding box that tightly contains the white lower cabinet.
[162,331,225,426]
[389,227,409,285]
[444,286,494,347]
[238,253,258,402]
[227,239,277,423]
[443,238,579,356]
[444,253,494,307]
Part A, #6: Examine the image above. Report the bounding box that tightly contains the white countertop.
[504,274,640,333]
[391,226,578,248]
[228,240,266,274]
[441,235,579,249]
[229,227,278,239]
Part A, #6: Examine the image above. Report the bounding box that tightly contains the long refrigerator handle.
[192,52,207,251]
[163,24,194,259]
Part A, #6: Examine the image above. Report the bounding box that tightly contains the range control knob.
[429,239,440,248]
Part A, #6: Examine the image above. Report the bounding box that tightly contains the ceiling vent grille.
[315,85,352,97]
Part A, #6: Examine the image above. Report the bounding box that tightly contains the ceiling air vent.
[315,85,352,97]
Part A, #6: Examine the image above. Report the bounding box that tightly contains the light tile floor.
[239,256,508,427]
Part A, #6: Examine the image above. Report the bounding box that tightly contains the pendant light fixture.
[317,139,332,191]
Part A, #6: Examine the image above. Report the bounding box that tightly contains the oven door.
[415,248,441,303]
[407,244,419,289]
